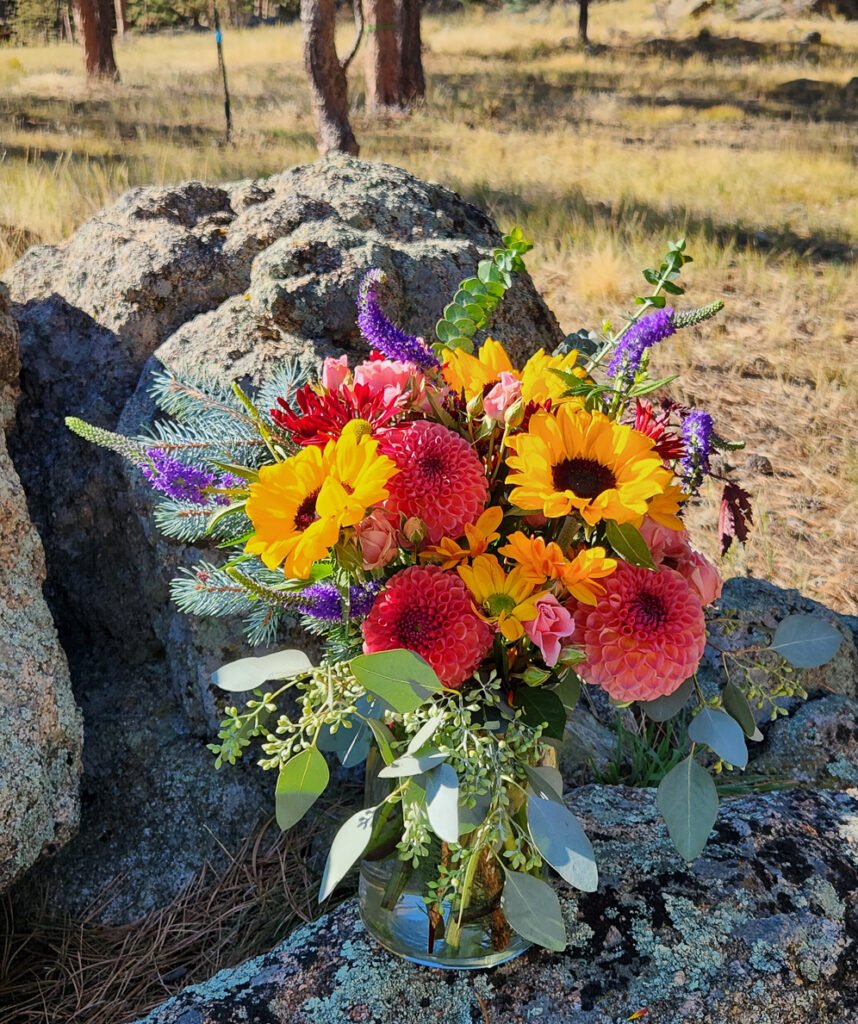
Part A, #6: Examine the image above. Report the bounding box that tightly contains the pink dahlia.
[362,565,494,688]
[379,421,489,544]
[570,561,706,703]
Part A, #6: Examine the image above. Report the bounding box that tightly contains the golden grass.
[0,4,855,611]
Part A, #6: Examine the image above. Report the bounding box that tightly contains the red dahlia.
[362,566,494,688]
[271,383,400,447]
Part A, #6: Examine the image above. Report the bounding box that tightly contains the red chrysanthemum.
[362,565,494,688]
[569,561,706,703]
[271,383,400,447]
[379,421,489,544]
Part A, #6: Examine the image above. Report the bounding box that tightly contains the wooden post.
[213,7,233,143]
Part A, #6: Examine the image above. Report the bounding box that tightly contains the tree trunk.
[364,0,400,112]
[75,0,119,79]
[114,0,126,37]
[578,0,589,45]
[396,0,424,106]
[300,0,359,156]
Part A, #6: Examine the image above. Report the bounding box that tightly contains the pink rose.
[354,509,400,570]
[678,549,723,607]
[524,594,576,667]
[321,355,350,392]
[354,359,422,407]
[483,372,522,422]
[639,517,722,606]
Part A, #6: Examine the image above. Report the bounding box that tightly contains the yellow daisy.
[421,506,504,568]
[505,406,672,526]
[557,547,618,606]
[457,554,544,641]
[245,432,397,579]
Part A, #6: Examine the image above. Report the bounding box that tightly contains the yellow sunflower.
[441,338,514,400]
[457,554,545,641]
[442,339,588,410]
[245,431,397,579]
[505,406,672,526]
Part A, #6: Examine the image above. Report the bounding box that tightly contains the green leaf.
[458,791,492,834]
[365,718,395,765]
[604,521,656,570]
[501,871,567,952]
[770,614,842,669]
[722,682,758,739]
[657,755,719,862]
[688,708,748,768]
[516,687,567,740]
[212,649,312,693]
[275,746,329,831]
[639,678,694,722]
[627,374,679,398]
[425,763,460,843]
[350,649,444,714]
[523,764,564,802]
[557,672,581,711]
[435,318,459,344]
[378,750,448,778]
[527,794,598,892]
[406,717,442,754]
[317,716,372,768]
[318,806,377,901]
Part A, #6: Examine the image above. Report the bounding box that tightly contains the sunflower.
[457,554,545,641]
[245,432,397,579]
[441,339,588,410]
[506,407,672,526]
[640,483,685,532]
[441,338,514,400]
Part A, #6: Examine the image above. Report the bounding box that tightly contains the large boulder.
[0,283,81,892]
[3,158,562,919]
[133,786,858,1024]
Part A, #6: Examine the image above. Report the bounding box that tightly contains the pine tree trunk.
[300,0,359,156]
[75,0,119,79]
[364,0,400,112]
[396,0,424,106]
[578,0,589,45]
[114,0,126,37]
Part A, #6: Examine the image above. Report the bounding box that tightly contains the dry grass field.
[0,0,856,612]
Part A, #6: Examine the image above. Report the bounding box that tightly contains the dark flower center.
[294,488,320,530]
[419,451,446,482]
[632,591,667,629]
[396,606,440,649]
[552,458,617,499]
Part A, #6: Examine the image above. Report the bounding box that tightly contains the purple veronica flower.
[299,581,383,622]
[357,269,439,370]
[214,472,245,506]
[141,450,216,504]
[681,409,714,484]
[607,309,676,382]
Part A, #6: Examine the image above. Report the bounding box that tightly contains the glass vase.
[358,746,542,969]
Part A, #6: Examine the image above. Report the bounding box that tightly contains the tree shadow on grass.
[457,183,857,265]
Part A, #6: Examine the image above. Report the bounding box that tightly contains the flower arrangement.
[67,231,839,967]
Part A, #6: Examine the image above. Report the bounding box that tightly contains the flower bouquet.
[67,231,836,969]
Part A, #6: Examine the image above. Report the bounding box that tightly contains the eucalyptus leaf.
[771,614,841,669]
[722,682,758,739]
[639,678,694,722]
[604,521,656,570]
[318,806,377,902]
[501,871,567,952]
[459,791,492,834]
[275,746,329,831]
[378,750,448,778]
[688,707,748,768]
[527,794,598,892]
[212,649,312,693]
[365,718,395,765]
[656,755,719,862]
[406,717,442,755]
[350,649,444,713]
[425,763,460,843]
[523,764,564,802]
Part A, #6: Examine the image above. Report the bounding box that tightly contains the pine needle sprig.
[144,418,269,469]
[153,501,251,544]
[170,563,257,618]
[149,369,255,427]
